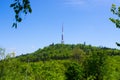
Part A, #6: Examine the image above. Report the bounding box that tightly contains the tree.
[5,52,16,59]
[110,4,120,46]
[10,0,32,28]
[83,51,107,80]
[0,48,5,60]
[72,47,85,63]
[65,62,83,80]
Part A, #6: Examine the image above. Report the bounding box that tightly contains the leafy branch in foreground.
[10,0,32,28]
[110,4,120,46]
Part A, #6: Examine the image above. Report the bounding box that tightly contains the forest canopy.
[0,44,120,80]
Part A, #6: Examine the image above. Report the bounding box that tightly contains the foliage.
[0,44,120,80]
[72,47,85,63]
[103,56,120,80]
[65,62,83,80]
[0,60,66,80]
[110,4,120,46]
[10,0,32,28]
[0,48,5,60]
[110,4,120,28]
[16,44,120,62]
[84,51,107,80]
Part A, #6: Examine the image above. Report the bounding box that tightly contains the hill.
[0,43,120,80]
[16,43,120,62]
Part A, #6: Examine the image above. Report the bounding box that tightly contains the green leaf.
[12,23,17,28]
[116,42,120,46]
[10,0,32,28]
[109,18,116,23]
[10,3,16,7]
[111,4,116,14]
[18,18,22,22]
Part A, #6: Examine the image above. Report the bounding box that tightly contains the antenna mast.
[61,23,64,44]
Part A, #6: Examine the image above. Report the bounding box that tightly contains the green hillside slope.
[0,44,120,80]
[16,44,120,62]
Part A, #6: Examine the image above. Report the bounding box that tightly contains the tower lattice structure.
[61,24,64,44]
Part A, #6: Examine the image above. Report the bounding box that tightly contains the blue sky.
[0,0,120,56]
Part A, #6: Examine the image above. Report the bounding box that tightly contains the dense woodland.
[0,43,120,80]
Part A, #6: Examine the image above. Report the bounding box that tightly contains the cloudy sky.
[0,0,120,55]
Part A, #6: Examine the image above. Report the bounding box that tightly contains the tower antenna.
[61,23,64,44]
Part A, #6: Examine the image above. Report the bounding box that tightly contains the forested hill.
[16,43,120,62]
[0,43,120,80]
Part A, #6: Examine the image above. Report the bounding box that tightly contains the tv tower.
[61,23,64,44]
